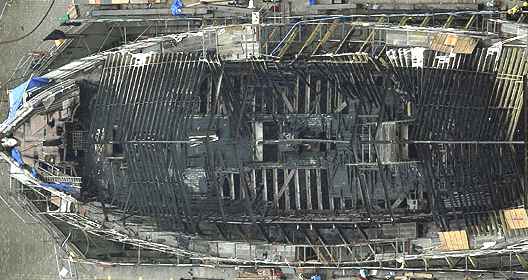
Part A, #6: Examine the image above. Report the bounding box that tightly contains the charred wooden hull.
[3,19,528,271]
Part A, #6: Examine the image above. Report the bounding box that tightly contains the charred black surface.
[84,44,526,246]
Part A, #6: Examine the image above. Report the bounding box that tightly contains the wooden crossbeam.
[306,169,312,210]
[262,169,268,202]
[443,15,455,28]
[280,90,295,113]
[273,169,279,208]
[295,24,322,58]
[335,226,356,258]
[399,16,412,26]
[277,169,296,198]
[334,25,356,54]
[420,16,431,27]
[215,223,228,240]
[316,169,323,210]
[278,28,299,60]
[257,223,271,243]
[294,170,301,210]
[464,14,476,30]
[302,229,328,263]
[467,256,478,269]
[311,20,340,56]
[313,227,337,263]
[359,18,385,52]
[237,224,250,243]
[279,224,293,244]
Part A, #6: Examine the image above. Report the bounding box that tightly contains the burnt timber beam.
[302,228,328,264]
[316,169,324,210]
[373,87,395,221]
[273,169,279,208]
[358,173,373,220]
[420,16,431,27]
[278,28,299,61]
[295,24,322,60]
[399,16,412,26]
[262,169,268,202]
[468,256,478,269]
[464,14,476,30]
[257,223,271,243]
[358,226,369,240]
[313,226,337,263]
[294,169,301,210]
[237,224,250,243]
[311,20,340,56]
[443,15,455,28]
[279,224,293,244]
[215,223,229,240]
[359,18,385,52]
[206,66,226,217]
[284,168,290,210]
[306,169,313,210]
[335,226,356,258]
[334,25,356,54]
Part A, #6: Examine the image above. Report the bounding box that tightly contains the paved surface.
[0,1,83,279]
[0,163,68,279]
[0,0,71,90]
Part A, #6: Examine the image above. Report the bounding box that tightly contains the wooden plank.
[251,169,257,197]
[316,169,323,210]
[311,20,340,56]
[438,230,470,251]
[262,169,268,201]
[254,121,263,161]
[335,25,356,54]
[50,196,62,208]
[326,80,332,114]
[295,24,322,57]
[229,173,235,200]
[281,90,295,113]
[240,173,245,199]
[503,208,528,230]
[278,28,299,60]
[277,169,296,198]
[273,169,279,208]
[294,75,299,112]
[430,33,478,54]
[305,74,311,113]
[284,169,290,210]
[306,169,312,210]
[294,169,301,210]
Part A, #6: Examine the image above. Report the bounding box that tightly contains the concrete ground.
[0,162,72,279]
[0,1,88,279]
[0,0,72,90]
[0,1,72,278]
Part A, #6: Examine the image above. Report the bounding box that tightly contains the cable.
[0,0,56,45]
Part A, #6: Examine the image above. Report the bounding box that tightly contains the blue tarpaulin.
[30,167,38,178]
[10,147,24,167]
[41,182,77,195]
[4,76,49,126]
[171,0,183,15]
